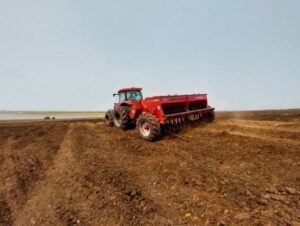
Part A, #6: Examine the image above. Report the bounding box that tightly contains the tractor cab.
[114,87,143,104]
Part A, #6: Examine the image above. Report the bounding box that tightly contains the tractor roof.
[118,87,142,93]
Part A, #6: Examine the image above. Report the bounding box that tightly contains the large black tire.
[105,111,114,127]
[113,106,131,130]
[206,111,215,122]
[137,113,161,141]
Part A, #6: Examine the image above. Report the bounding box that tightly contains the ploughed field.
[0,110,299,226]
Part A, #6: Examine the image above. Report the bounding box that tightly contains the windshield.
[118,91,143,102]
[126,91,143,101]
[118,91,143,103]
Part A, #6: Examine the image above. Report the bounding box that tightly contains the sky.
[0,0,299,111]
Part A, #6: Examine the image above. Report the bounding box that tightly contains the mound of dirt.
[0,110,299,225]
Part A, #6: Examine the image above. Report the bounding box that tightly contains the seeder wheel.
[206,112,215,122]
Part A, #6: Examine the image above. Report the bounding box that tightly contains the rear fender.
[121,101,133,107]
[141,99,165,124]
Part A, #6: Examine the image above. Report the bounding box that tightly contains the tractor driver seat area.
[127,91,142,102]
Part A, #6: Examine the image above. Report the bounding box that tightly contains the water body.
[0,112,105,120]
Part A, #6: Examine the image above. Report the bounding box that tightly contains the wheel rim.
[139,121,151,137]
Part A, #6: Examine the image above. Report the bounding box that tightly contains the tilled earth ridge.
[0,110,299,226]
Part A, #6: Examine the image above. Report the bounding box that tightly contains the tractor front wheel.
[137,113,161,141]
[105,110,114,127]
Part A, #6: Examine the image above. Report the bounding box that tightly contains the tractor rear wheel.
[113,106,131,130]
[105,111,114,127]
[137,113,161,141]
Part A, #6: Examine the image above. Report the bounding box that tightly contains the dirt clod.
[285,187,297,195]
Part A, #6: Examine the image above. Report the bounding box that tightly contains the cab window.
[127,91,143,101]
[119,92,126,103]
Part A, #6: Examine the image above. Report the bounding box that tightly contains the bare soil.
[0,110,299,226]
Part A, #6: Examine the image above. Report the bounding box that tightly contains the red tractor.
[105,87,215,141]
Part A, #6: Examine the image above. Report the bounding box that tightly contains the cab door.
[114,92,126,109]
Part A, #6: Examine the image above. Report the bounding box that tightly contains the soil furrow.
[0,110,299,225]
